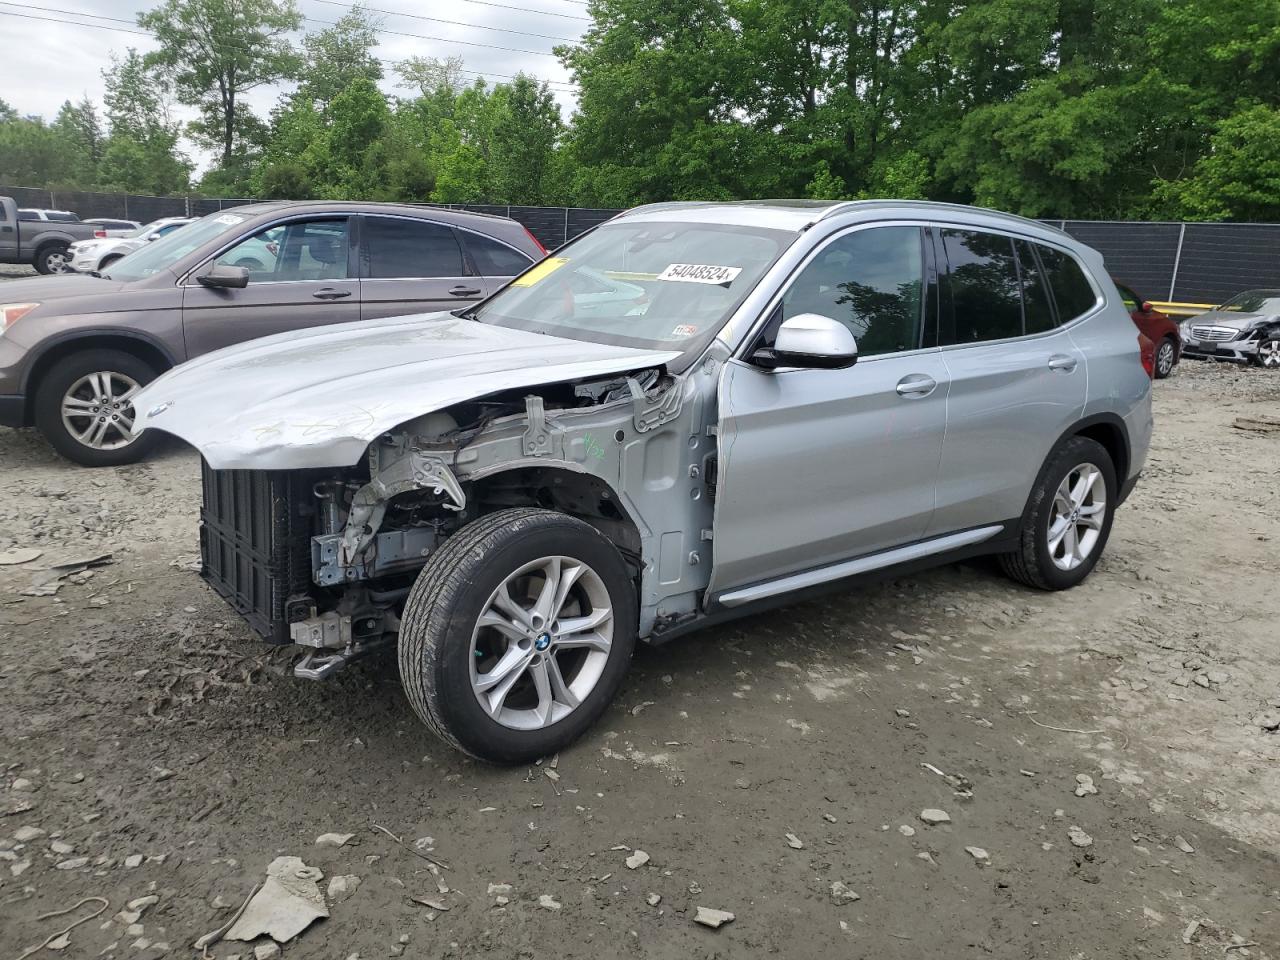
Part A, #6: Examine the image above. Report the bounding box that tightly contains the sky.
[0,0,586,171]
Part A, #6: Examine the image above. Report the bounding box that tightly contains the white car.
[68,217,195,274]
[83,217,142,238]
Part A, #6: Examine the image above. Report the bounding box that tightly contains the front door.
[359,215,491,321]
[709,224,949,596]
[181,217,358,358]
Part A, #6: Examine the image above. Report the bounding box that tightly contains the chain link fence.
[7,185,1279,304]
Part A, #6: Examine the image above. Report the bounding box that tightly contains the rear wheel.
[35,244,70,275]
[1154,337,1177,379]
[399,508,637,763]
[999,436,1116,590]
[33,349,162,466]
[1258,336,1280,369]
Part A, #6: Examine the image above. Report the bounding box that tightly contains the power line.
[0,6,151,38]
[303,15,560,57]
[310,0,579,43]
[340,0,592,22]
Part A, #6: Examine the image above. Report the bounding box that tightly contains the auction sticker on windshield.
[511,256,569,287]
[658,263,743,286]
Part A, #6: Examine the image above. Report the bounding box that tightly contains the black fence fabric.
[6,184,1280,304]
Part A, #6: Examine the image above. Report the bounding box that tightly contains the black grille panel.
[199,463,314,644]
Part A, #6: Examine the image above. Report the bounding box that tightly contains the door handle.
[895,374,937,397]
[449,285,482,297]
[1047,354,1078,372]
[312,288,351,300]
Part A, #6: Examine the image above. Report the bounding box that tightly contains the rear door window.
[1036,244,1098,322]
[464,232,533,277]
[362,217,464,279]
[939,229,1022,344]
[1015,240,1056,334]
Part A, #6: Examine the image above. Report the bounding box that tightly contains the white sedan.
[68,217,195,273]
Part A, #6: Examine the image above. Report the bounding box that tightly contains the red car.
[1115,281,1180,379]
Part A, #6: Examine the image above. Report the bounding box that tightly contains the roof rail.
[815,199,1068,235]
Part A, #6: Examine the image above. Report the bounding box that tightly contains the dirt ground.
[1,358,1278,959]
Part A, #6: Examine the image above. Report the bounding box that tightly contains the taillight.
[1138,333,1155,378]
[94,229,106,238]
[524,226,548,256]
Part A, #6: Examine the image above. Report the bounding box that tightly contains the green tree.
[1159,106,1280,221]
[99,49,192,194]
[299,4,384,110]
[139,0,302,167]
[52,98,103,181]
[487,76,565,204]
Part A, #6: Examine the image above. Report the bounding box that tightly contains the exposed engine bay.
[197,359,723,681]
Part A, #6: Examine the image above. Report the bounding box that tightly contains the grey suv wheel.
[999,436,1116,590]
[399,507,637,763]
[33,349,162,466]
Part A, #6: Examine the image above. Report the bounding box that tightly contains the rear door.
[359,215,490,320]
[181,216,359,357]
[926,229,1089,536]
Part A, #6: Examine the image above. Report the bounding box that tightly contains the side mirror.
[146,234,161,242]
[753,313,858,370]
[196,264,249,289]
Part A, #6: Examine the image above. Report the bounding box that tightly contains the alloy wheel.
[1047,463,1107,571]
[469,555,614,730]
[46,250,71,273]
[1156,340,1175,377]
[1260,339,1280,369]
[60,371,141,450]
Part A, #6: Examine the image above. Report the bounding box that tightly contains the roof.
[211,200,514,224]
[617,199,1069,239]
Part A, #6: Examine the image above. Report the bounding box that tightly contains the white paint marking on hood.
[132,313,680,470]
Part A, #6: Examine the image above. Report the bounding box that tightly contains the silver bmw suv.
[134,200,1153,763]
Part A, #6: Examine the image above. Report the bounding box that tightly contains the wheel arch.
[1061,413,1130,493]
[467,464,644,573]
[22,331,177,409]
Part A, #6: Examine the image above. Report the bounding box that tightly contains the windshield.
[469,220,794,352]
[104,211,253,281]
[1218,290,1280,314]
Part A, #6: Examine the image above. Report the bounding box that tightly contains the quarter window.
[940,229,1022,344]
[1036,244,1097,322]
[363,217,464,279]
[781,226,924,357]
[465,232,533,277]
[1016,240,1056,334]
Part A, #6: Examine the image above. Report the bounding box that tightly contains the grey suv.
[0,201,544,465]
[132,200,1153,763]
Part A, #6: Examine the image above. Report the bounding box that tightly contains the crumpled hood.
[1189,310,1271,331]
[133,313,680,470]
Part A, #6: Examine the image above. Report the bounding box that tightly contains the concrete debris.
[314,832,355,847]
[1257,712,1280,732]
[410,895,449,911]
[693,906,735,928]
[50,839,74,854]
[898,825,916,837]
[1182,920,1201,944]
[46,933,71,951]
[327,875,361,903]
[544,768,560,782]
[631,701,655,716]
[830,881,860,904]
[0,548,43,565]
[919,809,951,825]
[1143,907,1165,923]
[822,813,837,823]
[537,894,562,911]
[1193,674,1211,689]
[625,849,650,869]
[226,856,329,944]
[1174,835,1195,854]
[965,846,990,862]
[55,857,89,870]
[916,852,937,865]
[254,942,281,960]
[11,778,35,792]
[1068,826,1093,848]
[1075,774,1099,797]
[487,883,513,898]
[647,893,661,906]
[784,833,804,849]
[124,854,143,868]
[895,709,911,718]
[13,825,45,842]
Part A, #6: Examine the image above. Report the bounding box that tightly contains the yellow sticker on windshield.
[511,256,569,287]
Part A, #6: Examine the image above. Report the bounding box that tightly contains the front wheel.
[399,508,637,763]
[1154,337,1177,379]
[1258,336,1280,369]
[999,436,1117,591]
[33,349,162,466]
[35,244,71,275]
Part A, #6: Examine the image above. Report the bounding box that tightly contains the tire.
[1258,336,1280,370]
[33,349,162,467]
[1154,337,1177,379]
[35,244,70,275]
[399,507,638,763]
[998,436,1117,591]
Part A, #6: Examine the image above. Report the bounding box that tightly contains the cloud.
[0,0,584,174]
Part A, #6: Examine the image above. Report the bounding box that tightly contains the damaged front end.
[197,361,719,681]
